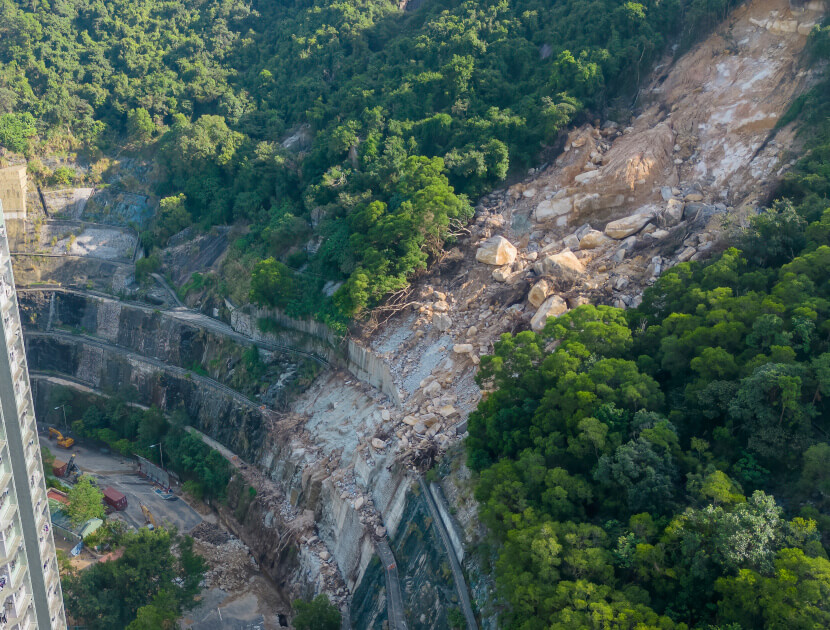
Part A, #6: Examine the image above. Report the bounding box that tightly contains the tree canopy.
[465,40,830,624]
[62,529,206,630]
[66,475,105,527]
[0,0,740,321]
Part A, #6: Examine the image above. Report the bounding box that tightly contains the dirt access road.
[41,434,202,533]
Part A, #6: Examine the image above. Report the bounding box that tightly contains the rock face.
[528,279,551,307]
[534,249,585,281]
[534,197,572,222]
[604,211,653,239]
[530,295,568,331]
[476,236,517,266]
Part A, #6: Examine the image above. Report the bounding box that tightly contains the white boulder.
[433,312,451,332]
[535,249,586,281]
[604,212,654,239]
[664,199,684,225]
[528,279,551,308]
[530,295,568,331]
[579,230,608,250]
[476,236,517,266]
[535,197,572,222]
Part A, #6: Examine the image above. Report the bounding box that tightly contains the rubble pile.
[193,523,258,592]
[356,0,823,469]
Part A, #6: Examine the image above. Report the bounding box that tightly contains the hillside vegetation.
[0,0,735,324]
[465,26,830,629]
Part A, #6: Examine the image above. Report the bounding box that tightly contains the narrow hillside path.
[17,286,329,365]
[24,329,265,411]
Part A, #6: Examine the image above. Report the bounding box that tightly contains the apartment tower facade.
[0,200,66,629]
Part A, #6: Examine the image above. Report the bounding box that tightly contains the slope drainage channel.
[418,476,478,629]
[375,538,408,630]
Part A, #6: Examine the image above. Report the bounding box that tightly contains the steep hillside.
[2,0,828,627]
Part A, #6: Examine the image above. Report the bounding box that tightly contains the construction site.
[39,425,291,629]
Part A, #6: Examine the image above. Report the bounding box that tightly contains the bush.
[135,254,161,281]
[292,594,340,630]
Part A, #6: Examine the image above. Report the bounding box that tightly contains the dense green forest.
[0,0,736,323]
[62,528,206,629]
[465,26,830,629]
[49,386,232,500]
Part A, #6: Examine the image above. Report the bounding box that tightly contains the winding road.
[17,286,330,366]
[24,329,267,412]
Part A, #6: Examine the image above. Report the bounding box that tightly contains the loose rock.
[476,235,517,265]
[530,295,568,331]
[579,230,607,250]
[433,312,452,332]
[528,279,551,308]
[604,211,653,239]
[534,249,586,281]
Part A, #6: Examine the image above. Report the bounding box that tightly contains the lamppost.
[53,405,68,430]
[149,443,164,471]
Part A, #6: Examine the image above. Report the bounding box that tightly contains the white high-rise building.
[0,201,66,629]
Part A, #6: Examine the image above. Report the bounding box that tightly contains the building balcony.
[25,452,37,477]
[0,497,17,530]
[38,536,53,567]
[43,562,58,594]
[20,422,34,448]
[0,528,21,565]
[4,554,28,594]
[31,486,44,516]
[1,586,32,628]
[49,596,64,629]
[36,507,48,537]
[15,387,30,417]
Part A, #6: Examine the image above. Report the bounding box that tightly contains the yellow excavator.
[48,427,74,449]
[140,503,157,530]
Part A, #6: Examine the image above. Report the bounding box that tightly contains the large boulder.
[528,279,551,307]
[604,211,654,239]
[535,197,572,222]
[534,249,585,281]
[664,199,684,225]
[476,236,517,266]
[683,202,726,222]
[433,312,451,332]
[579,230,608,250]
[530,295,568,331]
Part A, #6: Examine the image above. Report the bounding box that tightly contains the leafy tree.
[67,476,105,527]
[799,443,830,508]
[0,112,36,153]
[716,548,830,629]
[729,363,811,460]
[63,529,205,630]
[125,590,178,630]
[292,594,341,630]
[127,107,155,142]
